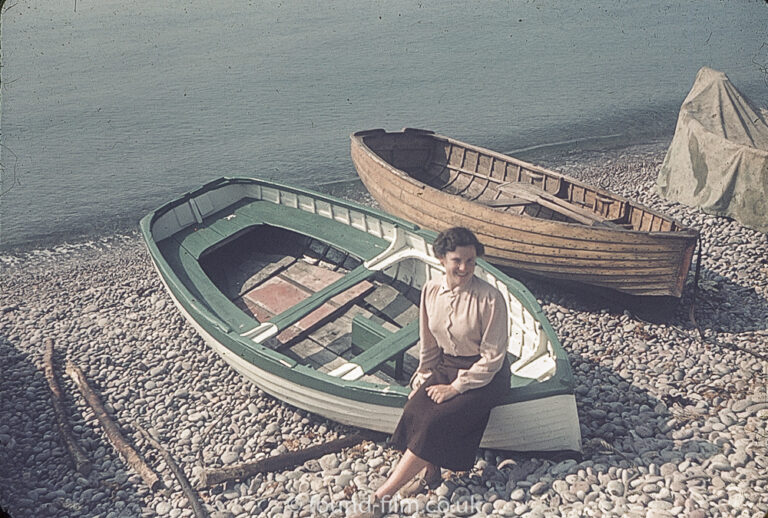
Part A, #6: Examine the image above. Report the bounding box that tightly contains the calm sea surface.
[1,0,766,249]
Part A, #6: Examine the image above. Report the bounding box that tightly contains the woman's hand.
[408,371,431,399]
[425,384,459,404]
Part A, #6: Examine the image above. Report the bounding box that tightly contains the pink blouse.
[417,274,508,393]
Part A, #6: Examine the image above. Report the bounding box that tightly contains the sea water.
[1,0,766,249]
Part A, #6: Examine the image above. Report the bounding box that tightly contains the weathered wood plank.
[287,337,343,370]
[280,260,344,292]
[236,255,296,297]
[497,182,615,227]
[363,284,419,326]
[307,316,353,355]
[243,277,310,316]
[484,197,533,208]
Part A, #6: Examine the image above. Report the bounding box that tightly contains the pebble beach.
[1,142,767,517]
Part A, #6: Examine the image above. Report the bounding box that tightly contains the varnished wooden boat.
[351,128,699,297]
[140,177,582,452]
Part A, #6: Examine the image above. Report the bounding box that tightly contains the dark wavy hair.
[433,227,484,259]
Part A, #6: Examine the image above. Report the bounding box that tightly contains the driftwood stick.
[135,422,209,518]
[43,339,92,475]
[200,432,372,488]
[65,360,161,491]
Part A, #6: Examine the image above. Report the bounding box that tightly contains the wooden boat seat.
[511,354,557,382]
[351,315,410,378]
[329,320,420,381]
[168,197,388,262]
[158,235,261,336]
[484,196,533,208]
[497,182,617,227]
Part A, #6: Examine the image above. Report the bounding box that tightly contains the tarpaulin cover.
[657,67,768,233]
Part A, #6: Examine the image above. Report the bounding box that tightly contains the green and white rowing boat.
[139,177,582,453]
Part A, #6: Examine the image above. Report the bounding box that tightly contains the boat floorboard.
[203,233,421,386]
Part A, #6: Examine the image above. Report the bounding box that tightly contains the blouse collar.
[438,274,476,295]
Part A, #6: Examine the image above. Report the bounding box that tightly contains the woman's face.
[439,245,477,289]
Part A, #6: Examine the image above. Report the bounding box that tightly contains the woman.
[351,227,511,517]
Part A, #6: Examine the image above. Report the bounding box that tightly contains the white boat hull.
[160,266,582,452]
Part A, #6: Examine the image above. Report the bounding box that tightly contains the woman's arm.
[409,283,441,398]
[449,289,508,394]
[417,283,441,374]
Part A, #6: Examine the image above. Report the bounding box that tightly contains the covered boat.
[140,177,581,453]
[657,67,768,233]
[351,128,699,297]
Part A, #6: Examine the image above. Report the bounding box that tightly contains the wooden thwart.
[497,182,614,227]
[332,319,420,380]
[485,197,532,208]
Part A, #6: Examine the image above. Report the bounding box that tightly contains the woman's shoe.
[398,468,442,497]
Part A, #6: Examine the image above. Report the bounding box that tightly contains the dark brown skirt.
[389,354,511,472]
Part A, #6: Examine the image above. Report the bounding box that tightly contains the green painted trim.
[350,320,419,375]
[139,176,577,410]
[159,236,257,334]
[146,176,423,236]
[350,315,404,374]
[351,314,390,351]
[235,200,388,261]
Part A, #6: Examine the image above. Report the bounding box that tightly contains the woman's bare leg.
[373,449,438,499]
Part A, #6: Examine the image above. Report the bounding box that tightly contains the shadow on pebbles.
[1,144,766,517]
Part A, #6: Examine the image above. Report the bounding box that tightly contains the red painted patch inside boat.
[244,277,310,315]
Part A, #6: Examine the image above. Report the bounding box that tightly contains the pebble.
[530,481,549,495]
[2,152,767,518]
[263,422,280,435]
[708,454,732,471]
[319,453,340,471]
[221,452,239,465]
[606,480,625,497]
[509,488,526,501]
[672,428,694,440]
[156,501,172,515]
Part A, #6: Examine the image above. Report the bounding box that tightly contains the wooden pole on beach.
[43,339,92,475]
[66,360,161,491]
[135,422,209,518]
[199,432,375,488]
